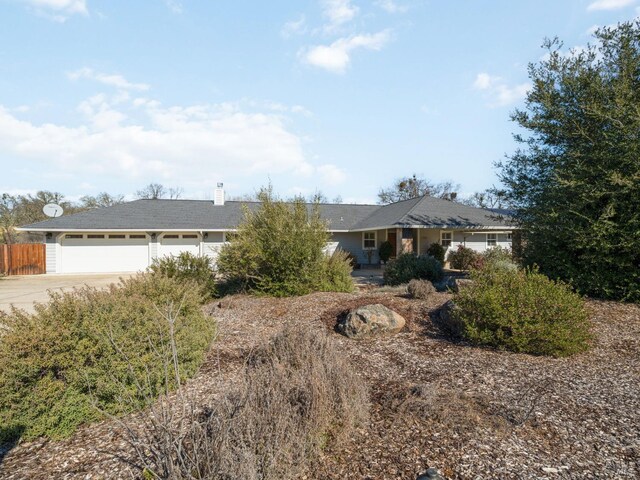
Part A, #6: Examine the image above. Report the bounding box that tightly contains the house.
[18,185,515,274]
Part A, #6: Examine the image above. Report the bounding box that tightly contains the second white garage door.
[60,234,150,273]
[159,234,201,258]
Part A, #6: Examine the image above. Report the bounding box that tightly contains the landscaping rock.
[417,467,445,480]
[337,303,406,339]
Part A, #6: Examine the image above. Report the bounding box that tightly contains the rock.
[337,304,406,339]
[542,467,560,474]
[452,278,474,293]
[417,467,445,480]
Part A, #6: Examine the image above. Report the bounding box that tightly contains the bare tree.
[80,192,125,209]
[460,188,509,209]
[377,174,460,204]
[136,183,167,199]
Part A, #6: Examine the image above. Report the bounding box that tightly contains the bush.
[426,243,446,263]
[447,245,480,270]
[127,326,369,479]
[149,251,216,298]
[451,267,591,357]
[383,253,444,285]
[0,274,215,441]
[216,188,353,296]
[407,279,436,299]
[378,241,394,263]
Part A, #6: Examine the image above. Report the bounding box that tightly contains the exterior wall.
[45,234,60,273]
[416,229,513,258]
[149,234,159,262]
[202,231,226,263]
[329,231,385,266]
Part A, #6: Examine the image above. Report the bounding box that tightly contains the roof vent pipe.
[214,183,225,206]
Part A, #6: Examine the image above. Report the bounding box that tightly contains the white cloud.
[473,72,530,107]
[587,0,635,11]
[301,30,391,73]
[375,0,408,13]
[0,92,343,189]
[281,14,307,38]
[164,0,183,14]
[322,0,359,29]
[68,68,151,91]
[19,0,87,21]
[317,164,347,184]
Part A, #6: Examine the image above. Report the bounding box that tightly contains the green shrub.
[0,274,215,441]
[216,188,353,297]
[426,243,446,263]
[407,279,436,299]
[447,245,480,270]
[451,267,591,357]
[149,251,216,299]
[383,253,444,285]
[378,241,394,263]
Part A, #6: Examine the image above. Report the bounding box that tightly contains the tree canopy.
[499,21,640,302]
[377,174,460,204]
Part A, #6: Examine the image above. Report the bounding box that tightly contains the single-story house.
[18,185,515,274]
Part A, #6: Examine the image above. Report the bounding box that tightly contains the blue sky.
[0,0,638,203]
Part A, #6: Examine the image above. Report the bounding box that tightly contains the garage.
[59,233,150,273]
[159,233,201,258]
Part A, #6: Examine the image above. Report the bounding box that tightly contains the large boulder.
[337,304,406,339]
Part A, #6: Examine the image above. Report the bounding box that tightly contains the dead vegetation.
[1,291,639,479]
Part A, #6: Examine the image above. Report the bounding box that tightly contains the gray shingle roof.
[20,196,513,232]
[351,196,512,229]
[20,199,380,231]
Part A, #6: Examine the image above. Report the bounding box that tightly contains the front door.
[387,230,397,258]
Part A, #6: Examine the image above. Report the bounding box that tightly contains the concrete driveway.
[0,274,132,314]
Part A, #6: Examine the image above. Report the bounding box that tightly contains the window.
[65,234,83,239]
[487,233,497,247]
[363,231,376,250]
[87,234,105,239]
[109,234,125,239]
[182,234,198,239]
[507,233,513,242]
[163,234,179,239]
[130,234,146,239]
[440,231,452,248]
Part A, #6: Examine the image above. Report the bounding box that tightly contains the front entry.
[387,230,397,258]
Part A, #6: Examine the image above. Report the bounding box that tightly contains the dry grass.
[125,325,369,480]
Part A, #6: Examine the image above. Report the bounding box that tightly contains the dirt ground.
[0,290,638,479]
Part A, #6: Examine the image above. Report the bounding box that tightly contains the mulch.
[1,292,639,479]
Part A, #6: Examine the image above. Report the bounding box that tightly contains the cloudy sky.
[1,0,638,203]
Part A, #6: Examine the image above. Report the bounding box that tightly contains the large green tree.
[499,22,640,302]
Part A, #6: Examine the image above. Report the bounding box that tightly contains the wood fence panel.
[0,244,46,276]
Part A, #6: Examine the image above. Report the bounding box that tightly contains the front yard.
[1,289,638,479]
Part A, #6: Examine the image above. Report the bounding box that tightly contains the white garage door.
[159,234,200,258]
[60,234,150,273]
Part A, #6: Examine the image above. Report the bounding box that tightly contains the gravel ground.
[0,291,638,479]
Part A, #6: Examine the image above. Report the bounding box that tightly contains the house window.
[163,234,179,239]
[65,234,83,239]
[507,233,513,242]
[109,234,126,239]
[363,231,376,250]
[182,234,198,239]
[87,234,105,239]
[130,234,146,239]
[487,233,497,247]
[440,231,452,248]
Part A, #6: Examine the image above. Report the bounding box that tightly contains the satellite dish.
[43,203,64,218]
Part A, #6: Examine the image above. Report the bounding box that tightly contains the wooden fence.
[0,244,46,276]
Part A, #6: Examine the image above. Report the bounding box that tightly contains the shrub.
[451,267,591,357]
[216,187,353,296]
[383,253,444,285]
[447,245,480,270]
[149,251,216,299]
[378,241,394,263]
[407,279,436,299]
[426,243,446,263]
[0,274,215,441]
[317,250,356,293]
[126,326,369,479]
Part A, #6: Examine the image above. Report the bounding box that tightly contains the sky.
[1,0,639,204]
